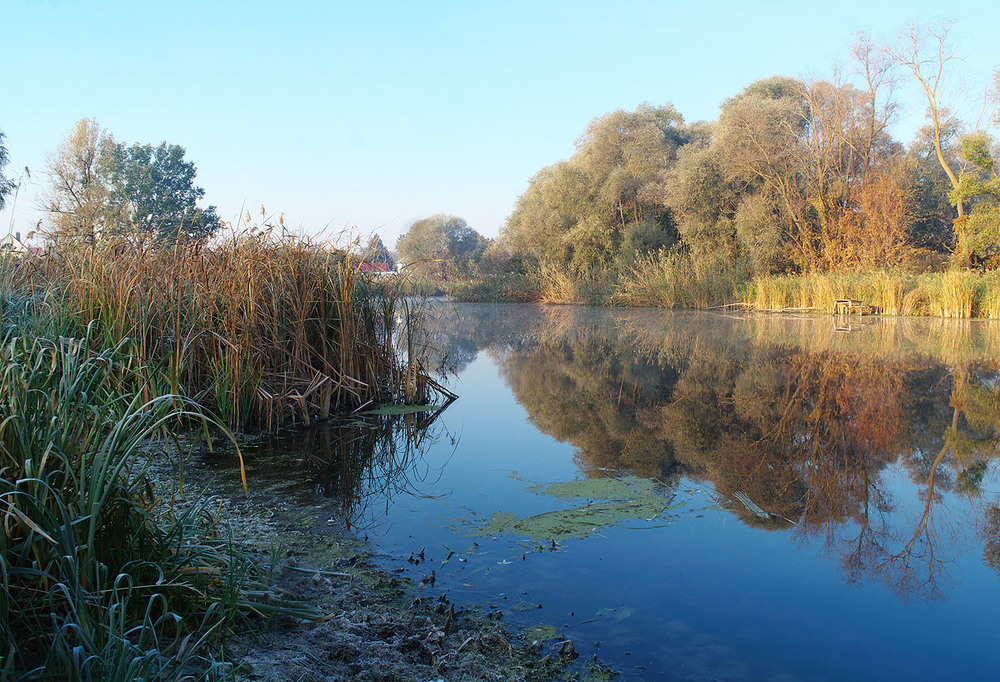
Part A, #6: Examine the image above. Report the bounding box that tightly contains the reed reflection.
[249,407,453,532]
[430,303,1000,600]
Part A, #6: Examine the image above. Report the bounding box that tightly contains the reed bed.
[449,250,1000,320]
[0,233,445,678]
[539,267,617,305]
[0,335,323,679]
[737,269,1000,319]
[615,253,747,309]
[6,233,433,431]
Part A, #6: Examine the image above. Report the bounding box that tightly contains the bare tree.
[888,23,972,265]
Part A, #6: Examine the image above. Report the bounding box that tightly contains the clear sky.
[1,0,997,247]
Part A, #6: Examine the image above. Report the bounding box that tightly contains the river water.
[222,303,1000,680]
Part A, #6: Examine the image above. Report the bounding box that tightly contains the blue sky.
[1,1,997,246]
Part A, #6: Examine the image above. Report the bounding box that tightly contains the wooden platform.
[832,298,877,316]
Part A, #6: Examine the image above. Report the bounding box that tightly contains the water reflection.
[426,304,1000,601]
[236,408,454,532]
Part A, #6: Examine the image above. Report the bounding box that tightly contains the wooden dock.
[832,299,877,316]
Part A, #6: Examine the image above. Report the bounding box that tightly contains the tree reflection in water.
[425,303,1000,601]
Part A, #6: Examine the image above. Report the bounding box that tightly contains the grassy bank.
[452,255,1000,320]
[0,234,442,678]
[0,334,325,678]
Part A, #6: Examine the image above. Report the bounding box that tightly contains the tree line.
[4,22,995,283]
[0,118,220,248]
[501,25,1000,278]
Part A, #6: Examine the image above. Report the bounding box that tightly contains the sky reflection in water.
[248,304,1000,681]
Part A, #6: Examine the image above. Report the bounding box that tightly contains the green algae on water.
[521,624,559,645]
[475,475,681,541]
[533,475,656,500]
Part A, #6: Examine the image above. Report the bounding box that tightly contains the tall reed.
[616,253,746,308]
[738,269,995,318]
[539,267,616,305]
[11,232,430,430]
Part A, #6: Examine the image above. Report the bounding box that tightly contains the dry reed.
[6,232,432,430]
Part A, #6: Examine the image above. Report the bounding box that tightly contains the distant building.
[0,232,42,256]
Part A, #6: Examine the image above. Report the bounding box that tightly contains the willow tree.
[43,118,117,246]
[504,103,687,272]
[709,70,906,273]
[713,77,814,269]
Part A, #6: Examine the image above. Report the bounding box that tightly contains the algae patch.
[521,624,559,646]
[475,475,681,541]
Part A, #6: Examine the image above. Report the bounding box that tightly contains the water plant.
[0,334,323,678]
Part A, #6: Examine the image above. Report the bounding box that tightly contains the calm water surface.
[228,304,1000,680]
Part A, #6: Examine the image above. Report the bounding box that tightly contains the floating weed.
[521,624,559,645]
[532,475,656,500]
[469,475,682,541]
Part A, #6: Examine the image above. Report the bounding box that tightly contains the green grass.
[0,333,324,678]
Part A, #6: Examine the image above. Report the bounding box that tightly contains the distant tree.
[0,128,15,210]
[104,141,221,242]
[442,217,489,275]
[396,214,487,279]
[43,118,117,246]
[365,234,395,268]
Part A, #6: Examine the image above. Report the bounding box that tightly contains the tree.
[365,234,395,268]
[889,22,973,266]
[0,128,15,210]
[503,103,686,271]
[661,140,740,265]
[951,132,1000,262]
[714,76,816,269]
[104,141,221,242]
[396,214,487,279]
[711,69,906,273]
[907,123,961,252]
[43,118,116,246]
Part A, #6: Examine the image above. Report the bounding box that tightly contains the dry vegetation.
[2,232,435,430]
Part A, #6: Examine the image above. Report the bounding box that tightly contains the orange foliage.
[829,170,912,270]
